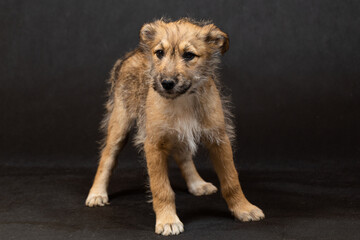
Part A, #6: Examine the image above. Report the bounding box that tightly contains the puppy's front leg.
[206,135,265,221]
[144,140,184,236]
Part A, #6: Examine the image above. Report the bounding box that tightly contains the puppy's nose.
[161,80,175,90]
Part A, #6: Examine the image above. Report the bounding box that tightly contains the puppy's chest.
[163,100,204,152]
[170,113,201,137]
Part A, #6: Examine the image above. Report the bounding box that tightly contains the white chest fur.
[162,95,203,154]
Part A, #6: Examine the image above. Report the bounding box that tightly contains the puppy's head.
[139,18,229,99]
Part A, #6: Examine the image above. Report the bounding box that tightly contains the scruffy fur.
[86,18,264,236]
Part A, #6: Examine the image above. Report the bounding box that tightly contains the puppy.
[86,18,264,236]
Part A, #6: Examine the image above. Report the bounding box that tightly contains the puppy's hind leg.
[86,100,132,207]
[173,151,217,196]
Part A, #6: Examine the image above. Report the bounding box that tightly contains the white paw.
[155,215,184,236]
[233,204,265,222]
[188,181,218,196]
[85,192,109,207]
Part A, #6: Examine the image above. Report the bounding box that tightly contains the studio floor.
[0,157,359,240]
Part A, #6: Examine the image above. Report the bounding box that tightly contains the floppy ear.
[139,20,166,46]
[139,22,156,45]
[202,24,229,54]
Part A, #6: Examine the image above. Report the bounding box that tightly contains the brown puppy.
[85,18,264,236]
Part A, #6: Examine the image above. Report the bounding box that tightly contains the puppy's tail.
[98,59,123,150]
[107,58,123,100]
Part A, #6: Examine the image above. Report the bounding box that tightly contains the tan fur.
[86,18,264,236]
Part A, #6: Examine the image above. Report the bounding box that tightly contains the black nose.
[161,80,175,90]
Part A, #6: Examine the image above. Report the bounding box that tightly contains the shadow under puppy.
[86,18,264,236]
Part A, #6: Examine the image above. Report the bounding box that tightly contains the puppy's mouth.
[153,82,192,99]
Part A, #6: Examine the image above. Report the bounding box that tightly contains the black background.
[0,0,359,239]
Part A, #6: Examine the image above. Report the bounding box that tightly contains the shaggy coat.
[86,18,264,236]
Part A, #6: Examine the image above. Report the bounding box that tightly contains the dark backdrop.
[1,0,359,167]
[1,1,360,239]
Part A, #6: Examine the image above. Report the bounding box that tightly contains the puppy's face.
[140,19,229,99]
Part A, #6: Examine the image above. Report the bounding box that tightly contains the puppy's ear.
[202,24,229,54]
[140,20,165,46]
[139,22,156,45]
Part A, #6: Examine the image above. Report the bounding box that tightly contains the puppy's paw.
[188,181,218,196]
[155,214,184,236]
[232,203,265,222]
[85,192,109,207]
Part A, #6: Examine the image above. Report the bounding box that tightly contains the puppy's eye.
[183,52,197,61]
[155,50,164,59]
